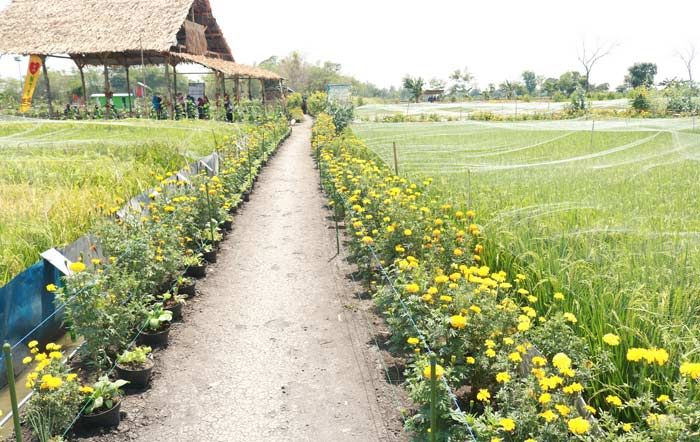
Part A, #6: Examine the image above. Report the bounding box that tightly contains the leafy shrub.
[630,87,651,112]
[286,92,303,110]
[289,106,304,122]
[327,101,354,133]
[307,92,328,117]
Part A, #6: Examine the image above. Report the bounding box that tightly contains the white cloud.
[0,0,699,89]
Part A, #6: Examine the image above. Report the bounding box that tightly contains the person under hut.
[152,95,163,119]
[224,94,233,123]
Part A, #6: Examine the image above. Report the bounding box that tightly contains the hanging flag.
[19,55,43,113]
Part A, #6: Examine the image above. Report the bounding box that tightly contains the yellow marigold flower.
[49,351,62,360]
[532,356,547,367]
[538,393,551,404]
[66,373,78,382]
[539,409,557,422]
[361,236,374,245]
[503,337,514,346]
[22,357,32,365]
[496,372,511,383]
[563,312,577,324]
[567,417,589,435]
[405,283,420,294]
[484,339,496,349]
[34,353,47,362]
[553,292,565,300]
[469,305,481,314]
[28,340,38,349]
[622,423,632,432]
[499,418,515,432]
[421,293,433,303]
[603,333,620,346]
[605,395,623,407]
[680,362,700,380]
[80,386,94,394]
[508,352,522,363]
[563,383,583,394]
[69,262,86,273]
[407,337,420,346]
[453,248,463,256]
[40,375,62,391]
[485,349,496,358]
[449,315,467,329]
[423,364,445,380]
[46,284,58,292]
[440,295,453,303]
[403,229,412,236]
[555,404,571,417]
[657,394,670,403]
[517,316,531,332]
[466,356,475,364]
[476,388,490,402]
[552,353,572,372]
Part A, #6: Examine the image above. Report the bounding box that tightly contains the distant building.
[421,88,444,102]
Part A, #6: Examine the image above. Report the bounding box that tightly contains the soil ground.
[79,118,408,442]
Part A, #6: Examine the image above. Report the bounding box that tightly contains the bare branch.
[676,43,696,84]
[577,40,618,91]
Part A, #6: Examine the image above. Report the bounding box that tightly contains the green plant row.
[313,114,700,442]
[17,113,290,441]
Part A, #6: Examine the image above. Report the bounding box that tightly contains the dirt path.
[84,119,406,442]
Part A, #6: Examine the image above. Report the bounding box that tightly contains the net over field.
[354,118,700,387]
[0,119,232,286]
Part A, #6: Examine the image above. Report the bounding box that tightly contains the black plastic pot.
[116,359,154,389]
[185,264,206,278]
[203,250,217,264]
[165,302,183,321]
[243,191,251,202]
[139,324,170,347]
[79,401,121,428]
[178,281,196,297]
[222,220,233,231]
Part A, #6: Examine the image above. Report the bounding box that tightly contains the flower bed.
[313,113,700,441]
[12,113,290,441]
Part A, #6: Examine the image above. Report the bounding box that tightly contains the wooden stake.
[125,65,133,116]
[234,76,241,103]
[248,78,252,101]
[164,59,173,120]
[103,63,111,120]
[392,142,399,175]
[77,60,88,114]
[260,79,266,104]
[41,56,53,118]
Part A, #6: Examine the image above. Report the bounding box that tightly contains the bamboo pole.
[248,78,252,101]
[4,344,22,442]
[41,56,53,118]
[164,58,173,120]
[103,63,111,120]
[125,65,133,117]
[76,59,88,114]
[234,75,241,103]
[260,79,266,104]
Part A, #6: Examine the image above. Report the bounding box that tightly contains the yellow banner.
[19,55,43,113]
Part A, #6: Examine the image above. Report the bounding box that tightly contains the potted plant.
[115,346,154,388]
[184,254,206,278]
[160,291,187,321]
[201,243,217,264]
[139,306,173,347]
[222,215,234,232]
[78,376,128,428]
[176,275,196,297]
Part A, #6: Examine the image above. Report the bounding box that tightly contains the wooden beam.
[165,58,174,120]
[41,56,53,117]
[260,79,266,104]
[248,78,252,101]
[234,76,240,103]
[73,57,89,114]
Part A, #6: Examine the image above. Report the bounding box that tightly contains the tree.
[558,71,584,95]
[448,68,473,98]
[522,71,537,95]
[626,63,658,88]
[677,43,696,85]
[429,78,446,90]
[542,78,559,97]
[577,40,616,93]
[403,76,424,103]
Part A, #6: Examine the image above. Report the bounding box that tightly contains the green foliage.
[289,106,304,121]
[286,92,303,109]
[307,91,328,116]
[117,346,152,368]
[403,76,425,103]
[627,63,658,89]
[568,87,588,113]
[144,305,173,332]
[630,87,652,112]
[83,376,128,414]
[327,101,354,133]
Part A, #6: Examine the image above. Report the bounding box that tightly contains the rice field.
[0,119,233,286]
[354,117,700,394]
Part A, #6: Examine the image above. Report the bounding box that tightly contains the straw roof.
[0,0,233,63]
[173,53,283,81]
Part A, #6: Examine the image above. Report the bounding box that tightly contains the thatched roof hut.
[0,0,234,65]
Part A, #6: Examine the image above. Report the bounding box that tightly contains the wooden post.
[4,344,22,442]
[103,64,111,120]
[173,63,178,119]
[234,75,241,103]
[260,79,266,104]
[164,59,173,120]
[222,74,227,95]
[248,78,252,101]
[76,59,88,114]
[41,56,53,118]
[278,79,285,99]
[392,142,399,175]
[125,65,133,117]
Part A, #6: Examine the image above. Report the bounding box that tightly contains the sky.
[1,0,700,90]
